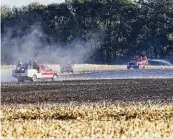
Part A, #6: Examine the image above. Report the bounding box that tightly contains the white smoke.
[2,25,102,65]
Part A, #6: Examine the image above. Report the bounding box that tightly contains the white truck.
[12,64,58,82]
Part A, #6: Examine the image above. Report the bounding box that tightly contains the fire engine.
[127,56,148,69]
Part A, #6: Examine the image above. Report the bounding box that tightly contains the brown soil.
[2,79,173,104]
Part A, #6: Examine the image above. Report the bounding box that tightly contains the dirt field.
[1,79,173,138]
[2,79,173,104]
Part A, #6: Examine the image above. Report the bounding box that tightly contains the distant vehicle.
[60,59,73,73]
[60,63,73,73]
[148,59,172,66]
[12,64,58,82]
[127,56,148,69]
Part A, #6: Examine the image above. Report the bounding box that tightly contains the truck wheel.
[32,75,37,82]
[17,77,24,82]
[52,74,58,81]
[137,65,142,69]
[134,66,139,69]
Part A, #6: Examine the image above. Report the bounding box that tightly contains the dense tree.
[1,0,173,64]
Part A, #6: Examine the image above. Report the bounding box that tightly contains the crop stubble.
[1,79,173,138]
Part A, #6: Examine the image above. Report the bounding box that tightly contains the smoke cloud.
[2,25,102,65]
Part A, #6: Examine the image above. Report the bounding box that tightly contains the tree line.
[1,0,173,64]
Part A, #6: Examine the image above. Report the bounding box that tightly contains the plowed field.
[2,79,173,138]
[2,79,173,104]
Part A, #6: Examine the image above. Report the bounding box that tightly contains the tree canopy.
[1,0,173,64]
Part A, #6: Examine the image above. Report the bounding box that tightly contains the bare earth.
[1,65,173,138]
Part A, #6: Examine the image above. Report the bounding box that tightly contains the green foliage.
[1,0,173,64]
[1,5,11,19]
[168,33,173,41]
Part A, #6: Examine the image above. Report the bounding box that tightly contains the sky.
[1,0,139,7]
[1,0,65,7]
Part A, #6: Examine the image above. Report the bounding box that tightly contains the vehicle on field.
[12,63,58,82]
[60,59,73,73]
[127,56,148,69]
[60,63,73,73]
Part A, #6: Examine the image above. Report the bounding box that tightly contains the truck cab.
[127,56,148,69]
